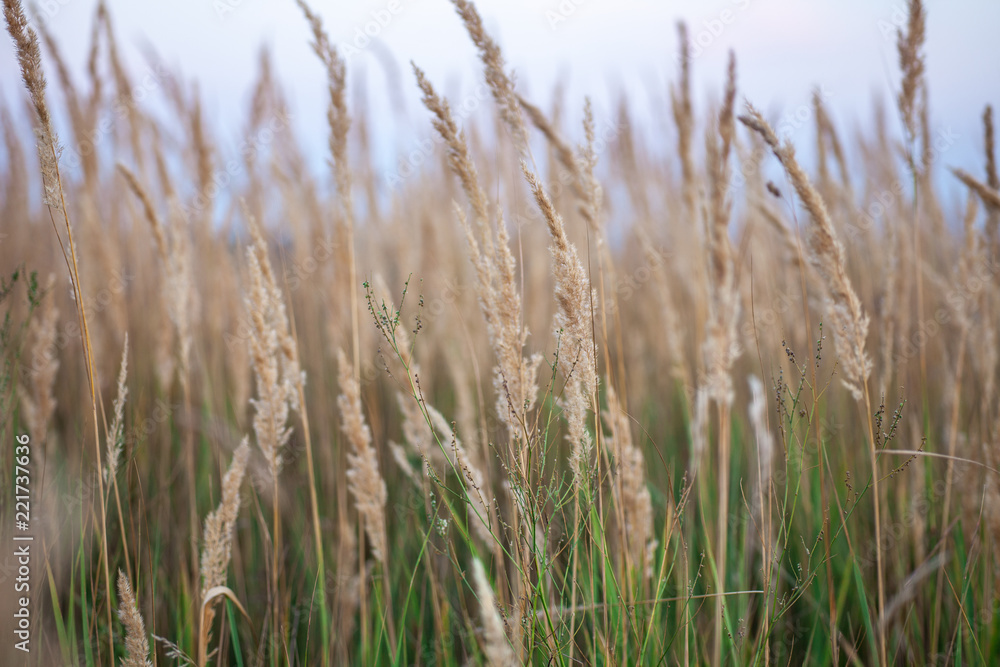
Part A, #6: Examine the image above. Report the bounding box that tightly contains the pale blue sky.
[2,0,998,203]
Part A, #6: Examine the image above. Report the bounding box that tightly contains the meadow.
[2,0,1000,664]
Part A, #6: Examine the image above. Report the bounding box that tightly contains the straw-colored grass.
[5,0,1000,664]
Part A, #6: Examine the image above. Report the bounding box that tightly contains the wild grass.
[2,0,1000,664]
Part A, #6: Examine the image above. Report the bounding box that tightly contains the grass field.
[2,0,1000,664]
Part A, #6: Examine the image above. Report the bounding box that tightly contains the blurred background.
[2,0,997,206]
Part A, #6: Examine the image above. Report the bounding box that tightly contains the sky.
[1,0,998,203]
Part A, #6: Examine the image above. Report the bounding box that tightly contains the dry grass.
[115,570,151,667]
[4,0,1000,664]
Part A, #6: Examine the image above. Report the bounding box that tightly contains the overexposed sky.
[2,0,998,194]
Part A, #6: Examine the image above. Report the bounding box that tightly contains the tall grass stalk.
[3,0,115,660]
